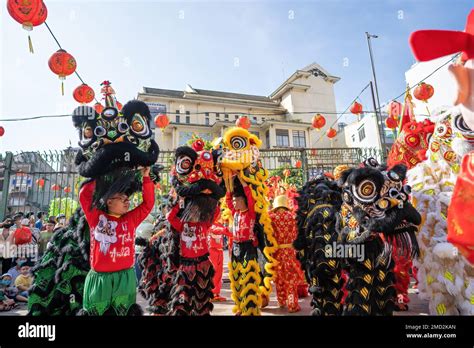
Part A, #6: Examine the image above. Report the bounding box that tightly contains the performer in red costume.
[166,197,220,315]
[226,175,262,316]
[269,195,302,313]
[80,167,154,315]
[208,211,232,302]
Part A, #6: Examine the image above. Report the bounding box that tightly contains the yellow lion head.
[215,127,262,171]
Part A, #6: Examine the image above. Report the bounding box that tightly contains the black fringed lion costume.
[336,158,421,316]
[294,173,344,316]
[28,83,159,316]
[139,139,225,315]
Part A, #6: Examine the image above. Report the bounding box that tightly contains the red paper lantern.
[326,128,337,139]
[94,102,104,114]
[63,186,72,193]
[0,126,4,137]
[51,184,61,191]
[295,160,302,169]
[7,0,47,53]
[414,82,434,102]
[48,49,77,95]
[388,101,402,120]
[385,116,398,129]
[236,116,251,129]
[73,84,95,104]
[35,178,44,188]
[350,101,363,115]
[116,101,123,111]
[154,114,170,132]
[312,114,326,130]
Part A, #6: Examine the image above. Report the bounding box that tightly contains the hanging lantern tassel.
[61,80,65,96]
[28,34,34,54]
[425,105,431,117]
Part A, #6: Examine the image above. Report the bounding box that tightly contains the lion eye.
[94,126,106,137]
[129,114,150,137]
[230,136,247,150]
[176,155,193,175]
[132,120,144,132]
[353,179,377,203]
[436,124,449,137]
[118,122,129,133]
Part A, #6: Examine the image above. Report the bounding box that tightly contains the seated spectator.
[7,257,27,284]
[14,264,33,301]
[0,273,27,302]
[0,274,17,311]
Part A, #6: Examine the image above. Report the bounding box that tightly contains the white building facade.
[137,63,341,151]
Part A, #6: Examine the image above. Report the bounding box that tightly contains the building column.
[220,125,227,137]
[307,127,311,148]
[172,127,178,149]
[269,125,276,147]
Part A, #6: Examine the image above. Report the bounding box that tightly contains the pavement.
[1,252,429,316]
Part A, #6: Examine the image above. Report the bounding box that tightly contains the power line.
[0,50,458,124]
[376,53,461,111]
[0,110,433,122]
[314,82,371,144]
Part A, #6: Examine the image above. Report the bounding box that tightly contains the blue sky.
[1,0,472,151]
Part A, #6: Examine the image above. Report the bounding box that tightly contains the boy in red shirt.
[166,197,220,315]
[226,175,262,316]
[208,211,232,302]
[79,167,154,315]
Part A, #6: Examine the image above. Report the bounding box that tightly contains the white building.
[342,112,393,152]
[137,62,341,150]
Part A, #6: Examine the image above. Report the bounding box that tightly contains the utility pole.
[369,81,385,154]
[365,32,387,156]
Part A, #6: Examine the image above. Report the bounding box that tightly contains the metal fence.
[0,147,383,220]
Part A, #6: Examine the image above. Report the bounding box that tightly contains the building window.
[292,130,306,148]
[205,112,210,126]
[186,111,190,124]
[235,115,239,120]
[266,130,270,149]
[358,126,366,142]
[276,129,290,147]
[251,131,260,139]
[216,113,220,121]
[175,110,180,123]
[225,114,229,121]
[351,134,356,143]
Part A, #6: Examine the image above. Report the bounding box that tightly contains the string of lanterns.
[1,0,437,141]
